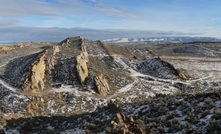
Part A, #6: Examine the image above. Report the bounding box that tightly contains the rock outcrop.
[45,46,60,74]
[30,53,46,91]
[94,74,110,96]
[177,69,189,80]
[0,46,14,51]
[26,96,48,116]
[24,46,59,92]
[76,45,89,84]
[178,72,188,80]
[137,57,181,79]
[111,112,145,134]
[26,92,64,116]
[59,36,84,47]
[16,42,31,48]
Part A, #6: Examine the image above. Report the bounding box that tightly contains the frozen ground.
[1,40,221,133]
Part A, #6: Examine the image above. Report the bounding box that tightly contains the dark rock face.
[173,44,221,57]
[52,57,78,85]
[3,52,44,89]
[137,58,179,79]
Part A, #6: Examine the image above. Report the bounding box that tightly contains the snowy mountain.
[103,37,219,44]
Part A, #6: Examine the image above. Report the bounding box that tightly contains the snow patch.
[0,79,18,93]
[4,129,20,134]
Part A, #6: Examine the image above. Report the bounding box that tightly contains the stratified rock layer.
[76,45,89,84]
[30,53,46,90]
[95,74,111,96]
[0,46,14,52]
[24,46,60,92]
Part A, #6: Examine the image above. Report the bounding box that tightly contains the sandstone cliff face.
[94,74,111,96]
[30,53,46,91]
[76,45,89,84]
[45,46,60,74]
[24,46,59,92]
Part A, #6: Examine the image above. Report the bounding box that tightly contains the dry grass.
[101,43,133,58]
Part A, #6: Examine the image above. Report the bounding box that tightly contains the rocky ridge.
[0,37,221,133]
[0,36,185,115]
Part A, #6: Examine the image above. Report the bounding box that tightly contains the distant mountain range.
[0,27,209,43]
[103,37,220,44]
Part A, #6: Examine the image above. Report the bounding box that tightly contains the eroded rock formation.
[179,72,188,80]
[76,45,89,84]
[30,53,46,91]
[24,46,59,92]
[0,46,14,51]
[94,74,110,96]
[45,46,60,74]
[111,112,145,134]
[26,92,63,116]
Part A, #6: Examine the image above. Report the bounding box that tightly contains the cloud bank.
[0,27,198,42]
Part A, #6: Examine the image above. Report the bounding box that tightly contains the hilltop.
[0,37,221,133]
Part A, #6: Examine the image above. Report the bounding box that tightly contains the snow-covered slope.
[103,37,219,44]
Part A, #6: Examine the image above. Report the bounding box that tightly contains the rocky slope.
[0,37,221,133]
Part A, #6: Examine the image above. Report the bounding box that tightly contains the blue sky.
[0,0,221,39]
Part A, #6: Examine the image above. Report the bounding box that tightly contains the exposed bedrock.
[76,45,89,84]
[24,46,60,92]
[94,74,111,96]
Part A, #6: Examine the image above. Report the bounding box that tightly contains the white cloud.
[0,0,142,28]
[0,27,199,42]
[98,7,141,19]
[0,0,82,18]
[0,19,19,27]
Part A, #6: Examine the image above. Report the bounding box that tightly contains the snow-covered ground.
[0,79,19,93]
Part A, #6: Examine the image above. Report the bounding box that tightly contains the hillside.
[0,37,221,133]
